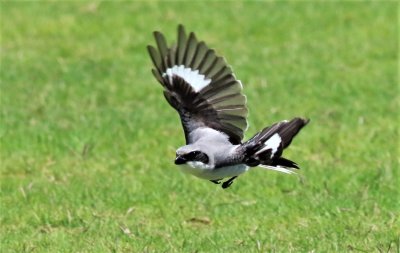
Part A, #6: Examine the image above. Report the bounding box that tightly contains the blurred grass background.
[1,1,399,252]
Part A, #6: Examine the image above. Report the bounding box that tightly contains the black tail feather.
[242,117,309,168]
[278,118,310,149]
[271,157,300,169]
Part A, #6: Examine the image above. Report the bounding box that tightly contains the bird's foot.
[210,179,222,184]
[222,176,237,189]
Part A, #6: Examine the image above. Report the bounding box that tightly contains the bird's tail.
[241,117,309,173]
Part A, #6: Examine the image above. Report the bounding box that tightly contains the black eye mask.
[186,151,209,164]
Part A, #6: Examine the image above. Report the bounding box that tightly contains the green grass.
[1,1,399,252]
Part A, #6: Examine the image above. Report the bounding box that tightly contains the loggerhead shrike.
[147,25,309,189]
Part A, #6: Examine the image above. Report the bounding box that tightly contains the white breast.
[178,162,248,180]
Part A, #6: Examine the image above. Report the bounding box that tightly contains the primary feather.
[147,24,248,144]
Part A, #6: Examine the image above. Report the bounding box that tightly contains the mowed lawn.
[1,2,398,252]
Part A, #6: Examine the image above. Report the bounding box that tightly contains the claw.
[221,176,237,189]
[210,179,222,184]
[222,181,233,189]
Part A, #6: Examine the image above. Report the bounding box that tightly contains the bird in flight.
[147,25,309,189]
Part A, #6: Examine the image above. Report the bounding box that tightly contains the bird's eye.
[186,151,201,160]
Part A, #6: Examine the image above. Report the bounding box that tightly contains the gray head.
[175,145,209,165]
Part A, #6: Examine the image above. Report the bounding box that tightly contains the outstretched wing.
[147,25,248,144]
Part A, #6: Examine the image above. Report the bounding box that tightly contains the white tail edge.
[258,165,297,174]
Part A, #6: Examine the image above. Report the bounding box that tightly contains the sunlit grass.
[1,2,398,252]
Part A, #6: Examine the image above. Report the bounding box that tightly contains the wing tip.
[178,24,185,33]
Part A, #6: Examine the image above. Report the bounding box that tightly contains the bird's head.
[175,146,209,165]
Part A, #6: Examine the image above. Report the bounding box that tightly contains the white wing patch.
[163,65,211,92]
[256,133,282,158]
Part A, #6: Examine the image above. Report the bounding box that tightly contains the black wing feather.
[148,25,248,144]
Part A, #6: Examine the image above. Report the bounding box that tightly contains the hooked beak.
[175,155,187,165]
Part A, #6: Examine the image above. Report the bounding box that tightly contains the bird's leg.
[222,176,237,189]
[210,179,222,184]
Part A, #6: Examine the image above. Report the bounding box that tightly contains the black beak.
[175,155,187,165]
